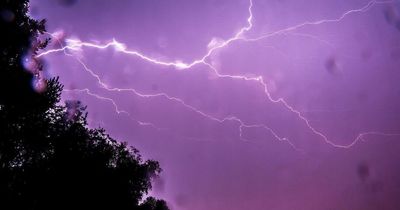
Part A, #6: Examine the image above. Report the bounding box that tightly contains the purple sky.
[31,0,400,209]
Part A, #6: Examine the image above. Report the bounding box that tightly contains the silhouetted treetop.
[0,0,169,209]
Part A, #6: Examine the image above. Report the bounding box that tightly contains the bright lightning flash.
[37,0,400,150]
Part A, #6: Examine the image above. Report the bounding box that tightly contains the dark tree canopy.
[0,1,169,209]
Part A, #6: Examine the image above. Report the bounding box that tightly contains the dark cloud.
[58,0,78,7]
[396,20,400,31]
[357,162,370,182]
[383,7,397,25]
[325,56,340,75]
[383,6,400,32]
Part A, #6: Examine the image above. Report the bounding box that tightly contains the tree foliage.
[0,1,168,209]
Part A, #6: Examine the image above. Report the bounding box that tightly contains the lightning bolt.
[42,32,164,130]
[74,57,302,151]
[37,0,400,150]
[43,34,300,149]
[63,88,163,129]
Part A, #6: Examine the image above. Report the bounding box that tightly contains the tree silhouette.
[0,1,169,209]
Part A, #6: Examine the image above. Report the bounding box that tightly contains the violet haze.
[31,0,400,209]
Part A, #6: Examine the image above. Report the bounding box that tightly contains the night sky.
[31,0,400,209]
